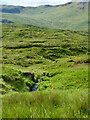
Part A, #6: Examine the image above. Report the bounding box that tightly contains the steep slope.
[0,2,88,31]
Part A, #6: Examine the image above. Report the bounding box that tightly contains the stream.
[32,82,38,91]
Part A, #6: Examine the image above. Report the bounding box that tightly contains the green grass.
[2,23,88,67]
[1,23,89,118]
[2,23,88,93]
[1,2,88,31]
[2,89,88,118]
[2,67,36,94]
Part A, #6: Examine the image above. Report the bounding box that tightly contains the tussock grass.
[2,23,88,67]
[2,23,88,118]
[2,89,88,118]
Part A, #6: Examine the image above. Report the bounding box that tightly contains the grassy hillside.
[0,2,88,31]
[2,23,88,91]
[1,23,89,118]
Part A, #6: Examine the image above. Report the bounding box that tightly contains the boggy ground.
[1,23,89,118]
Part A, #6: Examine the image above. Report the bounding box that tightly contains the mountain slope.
[0,2,88,31]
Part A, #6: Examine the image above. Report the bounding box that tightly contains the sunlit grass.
[2,23,89,118]
[2,89,88,118]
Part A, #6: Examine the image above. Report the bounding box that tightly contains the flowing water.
[32,83,38,91]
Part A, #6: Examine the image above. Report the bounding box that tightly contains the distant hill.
[0,2,88,31]
[0,19,14,23]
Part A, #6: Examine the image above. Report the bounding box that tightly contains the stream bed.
[32,83,38,91]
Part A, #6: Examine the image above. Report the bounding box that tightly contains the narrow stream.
[32,82,38,91]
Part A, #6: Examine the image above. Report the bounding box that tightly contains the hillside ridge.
[1,2,88,30]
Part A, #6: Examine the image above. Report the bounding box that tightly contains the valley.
[0,2,88,31]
